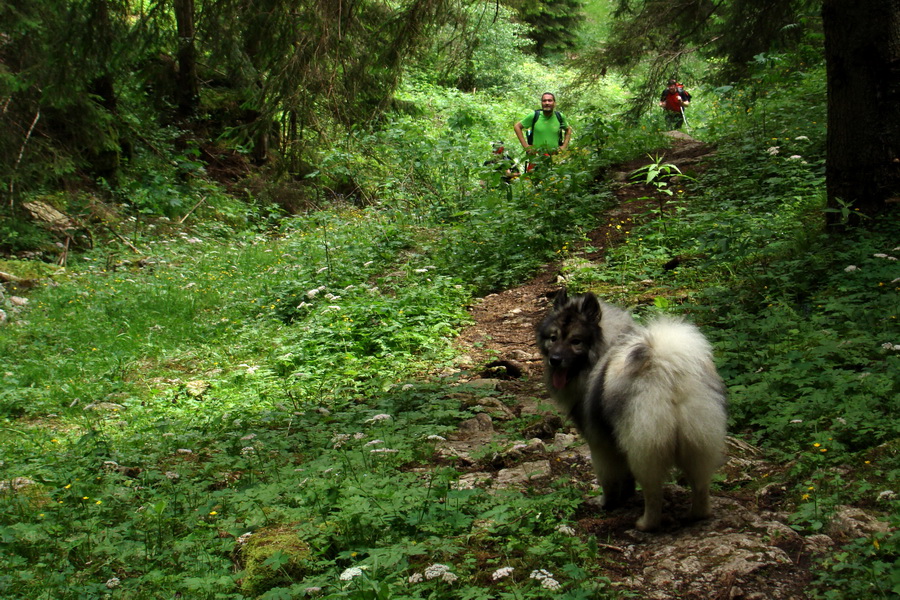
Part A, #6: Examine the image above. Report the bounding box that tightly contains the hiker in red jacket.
[659,79,691,130]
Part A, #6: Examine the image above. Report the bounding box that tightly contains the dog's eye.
[549,334,558,342]
[570,338,582,347]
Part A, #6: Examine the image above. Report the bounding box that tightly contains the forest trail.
[444,133,884,599]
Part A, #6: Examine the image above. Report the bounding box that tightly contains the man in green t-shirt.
[513,92,573,154]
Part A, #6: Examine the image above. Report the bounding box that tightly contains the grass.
[2,65,899,599]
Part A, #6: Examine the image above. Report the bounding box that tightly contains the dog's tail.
[607,317,727,460]
[620,317,717,383]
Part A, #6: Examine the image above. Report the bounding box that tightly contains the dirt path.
[442,133,880,599]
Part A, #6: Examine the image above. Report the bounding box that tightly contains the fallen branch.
[0,271,28,284]
[9,109,41,207]
[178,195,207,224]
[100,222,142,254]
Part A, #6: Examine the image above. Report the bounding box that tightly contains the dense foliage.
[1,1,898,599]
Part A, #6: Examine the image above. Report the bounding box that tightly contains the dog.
[535,288,727,531]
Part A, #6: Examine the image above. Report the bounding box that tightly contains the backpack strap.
[555,111,565,146]
[526,109,540,145]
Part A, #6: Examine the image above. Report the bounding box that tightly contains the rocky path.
[439,133,887,599]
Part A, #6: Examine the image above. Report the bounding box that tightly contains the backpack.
[526,110,566,147]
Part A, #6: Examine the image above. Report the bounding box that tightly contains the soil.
[444,132,884,599]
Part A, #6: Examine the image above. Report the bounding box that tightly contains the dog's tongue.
[552,369,569,390]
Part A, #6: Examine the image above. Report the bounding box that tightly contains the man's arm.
[560,126,573,151]
[513,121,530,151]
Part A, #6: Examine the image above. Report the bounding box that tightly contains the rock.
[804,534,836,554]
[457,413,494,434]
[494,460,552,488]
[827,505,892,541]
[185,380,210,397]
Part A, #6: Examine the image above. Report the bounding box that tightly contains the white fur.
[578,314,726,531]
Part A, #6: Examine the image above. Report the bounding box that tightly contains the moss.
[239,524,313,596]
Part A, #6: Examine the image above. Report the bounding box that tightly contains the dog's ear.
[579,292,601,322]
[553,287,569,311]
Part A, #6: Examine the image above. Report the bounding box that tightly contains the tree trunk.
[822,0,900,226]
[174,0,199,117]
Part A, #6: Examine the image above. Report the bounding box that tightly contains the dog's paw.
[589,494,625,511]
[635,514,661,532]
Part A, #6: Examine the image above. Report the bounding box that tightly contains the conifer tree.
[506,0,585,56]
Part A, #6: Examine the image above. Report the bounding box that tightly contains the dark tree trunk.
[174,0,199,117]
[822,0,900,226]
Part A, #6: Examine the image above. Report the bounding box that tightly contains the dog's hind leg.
[633,471,665,531]
[680,454,718,521]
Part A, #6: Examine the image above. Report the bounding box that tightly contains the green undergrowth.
[2,68,899,599]
[561,110,899,597]
[0,119,627,597]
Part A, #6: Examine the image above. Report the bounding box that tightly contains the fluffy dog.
[535,289,727,531]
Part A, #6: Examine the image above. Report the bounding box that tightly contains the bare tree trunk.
[175,0,199,117]
[823,0,900,226]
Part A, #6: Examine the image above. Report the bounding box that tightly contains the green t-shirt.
[521,111,569,149]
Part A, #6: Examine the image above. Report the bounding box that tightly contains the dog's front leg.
[589,439,635,509]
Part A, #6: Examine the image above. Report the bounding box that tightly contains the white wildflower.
[105,577,121,589]
[414,268,429,273]
[176,448,193,455]
[317,266,329,274]
[332,433,351,449]
[492,567,514,580]
[326,305,342,311]
[881,343,900,351]
[794,135,809,141]
[296,302,311,309]
[324,293,342,301]
[877,490,896,502]
[365,439,384,447]
[766,146,780,155]
[366,414,392,423]
[241,433,257,441]
[424,564,451,580]
[788,155,803,160]
[353,432,366,440]
[370,448,399,454]
[306,288,321,298]
[555,524,577,536]
[427,435,447,442]
[164,471,179,480]
[237,532,253,545]
[844,265,859,272]
[402,383,415,391]
[790,419,804,424]
[304,586,322,595]
[442,572,459,584]
[364,261,374,267]
[340,567,363,581]
[408,572,424,584]
[530,569,553,581]
[541,577,561,590]
[241,446,255,456]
